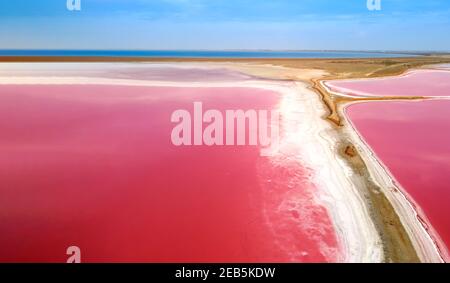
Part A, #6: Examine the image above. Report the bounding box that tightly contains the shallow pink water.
[0,64,254,82]
[0,84,339,262]
[346,100,450,258]
[327,70,450,97]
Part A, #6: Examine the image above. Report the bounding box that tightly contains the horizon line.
[1,49,449,54]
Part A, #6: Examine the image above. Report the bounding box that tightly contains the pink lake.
[346,100,450,258]
[326,70,450,98]
[0,84,339,262]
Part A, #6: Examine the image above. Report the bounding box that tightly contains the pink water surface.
[346,100,450,258]
[0,84,339,262]
[0,63,254,82]
[327,70,450,97]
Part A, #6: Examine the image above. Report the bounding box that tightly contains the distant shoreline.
[0,50,424,60]
[0,55,425,63]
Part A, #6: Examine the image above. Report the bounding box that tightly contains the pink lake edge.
[341,99,450,262]
[324,69,450,98]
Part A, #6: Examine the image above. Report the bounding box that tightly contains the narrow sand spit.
[284,82,383,262]
[0,62,385,262]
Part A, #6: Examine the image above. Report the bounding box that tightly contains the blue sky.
[0,0,449,51]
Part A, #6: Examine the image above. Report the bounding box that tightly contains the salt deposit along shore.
[0,62,438,262]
